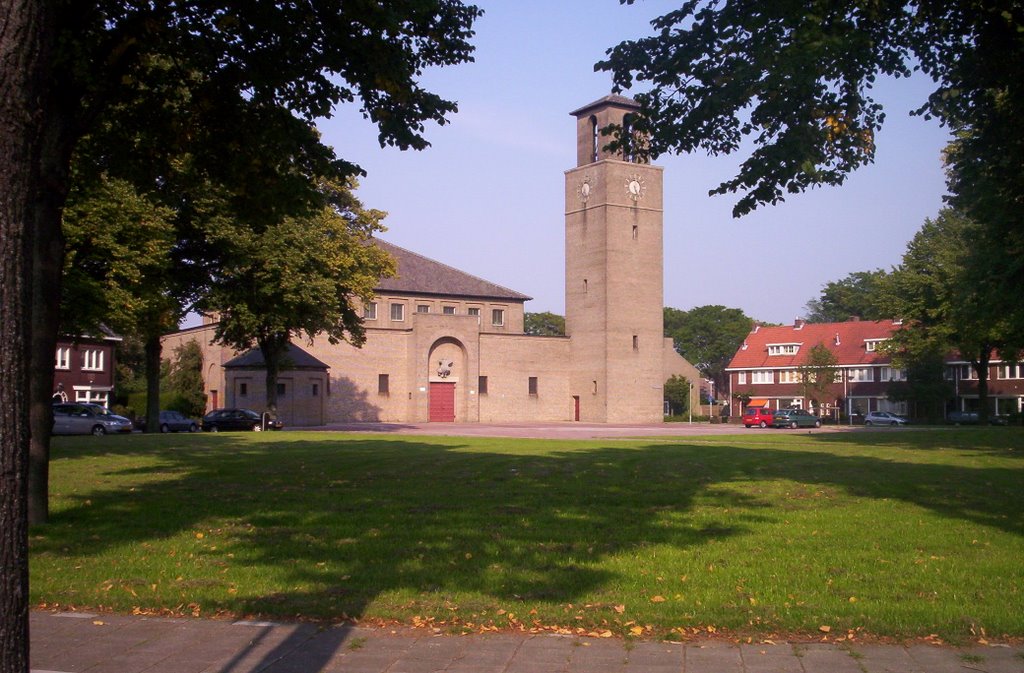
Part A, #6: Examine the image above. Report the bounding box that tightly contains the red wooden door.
[429,382,456,422]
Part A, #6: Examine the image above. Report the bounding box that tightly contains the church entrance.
[429,382,456,422]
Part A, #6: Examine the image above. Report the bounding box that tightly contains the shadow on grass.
[33,430,1024,669]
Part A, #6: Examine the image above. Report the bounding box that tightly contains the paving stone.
[739,642,804,673]
[684,641,744,673]
[794,643,866,673]
[854,644,927,673]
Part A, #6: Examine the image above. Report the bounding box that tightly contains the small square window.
[467,307,481,317]
[417,304,430,314]
[443,306,456,315]
[276,383,286,395]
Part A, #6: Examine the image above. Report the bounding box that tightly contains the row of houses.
[724,318,1024,418]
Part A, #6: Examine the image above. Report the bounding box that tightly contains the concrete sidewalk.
[31,611,1024,673]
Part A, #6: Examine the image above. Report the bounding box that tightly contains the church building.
[162,95,698,425]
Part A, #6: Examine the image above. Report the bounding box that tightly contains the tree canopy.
[598,1,1022,220]
[524,312,566,336]
[804,269,889,323]
[664,305,753,399]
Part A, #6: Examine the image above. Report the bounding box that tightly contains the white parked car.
[52,403,134,436]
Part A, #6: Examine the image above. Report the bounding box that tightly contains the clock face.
[578,177,592,202]
[626,175,646,201]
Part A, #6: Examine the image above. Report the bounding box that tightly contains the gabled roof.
[373,239,531,302]
[726,319,902,370]
[223,343,329,371]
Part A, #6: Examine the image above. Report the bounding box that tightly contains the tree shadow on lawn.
[35,434,1023,644]
[813,426,1024,458]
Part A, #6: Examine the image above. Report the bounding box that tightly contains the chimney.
[834,332,841,346]
[752,322,760,334]
[794,318,805,330]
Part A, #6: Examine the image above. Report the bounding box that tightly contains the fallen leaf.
[630,626,644,636]
[613,604,625,614]
[819,625,831,633]
[650,595,666,603]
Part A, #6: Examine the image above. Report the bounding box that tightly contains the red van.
[743,407,775,428]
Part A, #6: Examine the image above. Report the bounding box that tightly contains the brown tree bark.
[1,0,53,669]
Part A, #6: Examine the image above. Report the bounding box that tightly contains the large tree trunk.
[1,0,53,669]
[144,333,162,432]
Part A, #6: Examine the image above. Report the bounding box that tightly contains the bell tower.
[565,95,665,423]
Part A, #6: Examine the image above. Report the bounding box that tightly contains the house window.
[632,335,639,351]
[999,363,1022,379]
[590,115,599,162]
[364,302,377,320]
[276,383,286,395]
[865,339,887,352]
[312,383,319,397]
[778,370,801,384]
[767,344,800,356]
[847,368,874,382]
[492,309,504,327]
[592,380,598,394]
[390,303,405,321]
[55,347,71,370]
[417,304,430,314]
[378,374,389,396]
[75,390,108,406]
[467,307,481,317]
[879,367,907,381]
[478,376,488,395]
[443,306,456,315]
[528,377,538,396]
[239,383,248,397]
[960,364,977,380]
[738,372,747,385]
[82,349,104,371]
[632,225,638,240]
[751,371,774,384]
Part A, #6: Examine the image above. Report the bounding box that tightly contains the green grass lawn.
[30,428,1024,642]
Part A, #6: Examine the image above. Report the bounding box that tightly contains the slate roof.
[726,319,903,370]
[223,343,329,370]
[372,239,531,302]
[569,94,641,118]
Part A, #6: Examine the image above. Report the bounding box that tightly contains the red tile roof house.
[725,318,1024,422]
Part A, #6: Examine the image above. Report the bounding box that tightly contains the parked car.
[52,403,134,436]
[864,411,909,427]
[201,408,284,432]
[771,408,821,429]
[947,411,1008,426]
[743,407,775,428]
[158,410,199,433]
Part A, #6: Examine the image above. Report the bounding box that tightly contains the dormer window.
[767,343,801,356]
[865,339,887,352]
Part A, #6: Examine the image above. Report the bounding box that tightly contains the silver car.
[52,403,134,436]
[864,411,909,427]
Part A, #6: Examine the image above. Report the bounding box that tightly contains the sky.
[316,0,951,326]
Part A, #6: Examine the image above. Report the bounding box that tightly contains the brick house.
[161,95,700,426]
[52,327,121,407]
[725,318,1024,419]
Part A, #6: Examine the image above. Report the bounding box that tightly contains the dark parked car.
[158,410,199,433]
[201,408,284,432]
[743,407,775,428]
[771,408,821,429]
[947,411,1008,425]
[52,403,134,436]
[864,411,909,427]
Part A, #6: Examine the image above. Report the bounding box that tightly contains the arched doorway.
[427,337,466,422]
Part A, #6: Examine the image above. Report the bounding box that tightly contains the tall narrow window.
[378,374,390,396]
[528,377,538,396]
[478,376,488,395]
[632,335,639,351]
[312,383,319,397]
[55,347,70,370]
[632,225,638,240]
[82,349,104,371]
[622,114,634,163]
[590,115,599,162]
[239,383,248,397]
